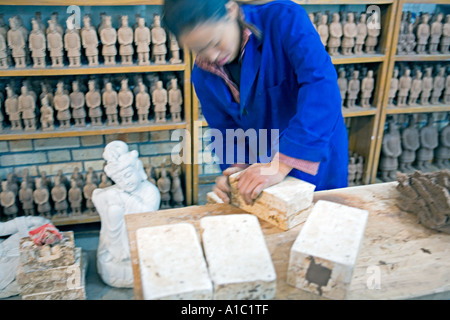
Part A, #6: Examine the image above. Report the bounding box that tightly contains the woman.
[163,0,348,205]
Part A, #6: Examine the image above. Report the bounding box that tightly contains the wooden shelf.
[386,104,450,115]
[395,54,450,62]
[0,0,163,5]
[291,0,394,4]
[401,0,450,4]
[0,63,186,77]
[51,214,100,227]
[343,107,378,118]
[0,122,186,141]
[332,54,386,65]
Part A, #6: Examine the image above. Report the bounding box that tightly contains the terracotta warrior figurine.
[168,78,183,122]
[348,156,357,186]
[435,118,450,169]
[317,14,328,47]
[54,81,71,128]
[428,13,443,54]
[7,17,26,68]
[380,119,402,182]
[5,86,22,130]
[64,19,81,67]
[151,14,167,64]
[397,68,412,107]
[408,70,423,106]
[81,15,99,66]
[33,177,51,218]
[169,32,182,64]
[70,80,87,127]
[355,13,367,55]
[83,174,97,215]
[171,165,184,207]
[416,114,438,172]
[342,12,357,55]
[0,32,8,69]
[1,181,18,221]
[29,19,46,68]
[18,85,36,131]
[444,70,450,104]
[157,164,171,209]
[86,80,102,126]
[135,17,151,66]
[71,167,84,189]
[153,80,167,123]
[431,66,446,105]
[40,82,54,108]
[40,95,55,131]
[46,12,63,36]
[399,115,420,173]
[19,181,35,216]
[360,70,374,108]
[420,67,433,105]
[87,167,99,186]
[308,13,316,31]
[346,70,360,108]
[416,13,430,54]
[118,16,134,65]
[103,82,119,126]
[68,179,83,216]
[118,79,134,125]
[365,17,381,54]
[98,172,113,188]
[337,68,347,108]
[441,14,450,54]
[51,175,69,216]
[388,68,399,107]
[100,16,117,65]
[327,13,342,56]
[47,20,64,67]
[405,23,417,55]
[136,82,151,124]
[355,155,364,185]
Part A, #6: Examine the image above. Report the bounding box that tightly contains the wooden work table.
[125,182,450,300]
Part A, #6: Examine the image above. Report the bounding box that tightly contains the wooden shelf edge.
[291,0,394,5]
[395,54,450,62]
[52,214,100,227]
[0,122,187,141]
[343,107,378,118]
[0,0,163,6]
[401,0,450,4]
[332,54,386,65]
[386,104,450,115]
[0,63,186,77]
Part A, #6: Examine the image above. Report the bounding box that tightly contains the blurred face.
[179,2,241,66]
[112,166,140,193]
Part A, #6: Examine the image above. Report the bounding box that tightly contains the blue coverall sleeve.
[276,6,343,163]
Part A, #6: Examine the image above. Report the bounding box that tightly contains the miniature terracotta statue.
[337,68,347,108]
[171,165,184,207]
[29,19,46,68]
[135,17,151,66]
[408,70,423,106]
[420,67,433,105]
[441,14,450,54]
[416,114,438,172]
[355,155,364,185]
[361,70,374,108]
[347,156,356,186]
[18,181,34,216]
[1,181,18,220]
[168,78,183,122]
[169,32,182,64]
[145,164,157,185]
[0,32,8,69]
[118,79,134,125]
[46,12,63,36]
[365,19,381,54]
[70,81,87,127]
[33,177,51,218]
[431,66,446,105]
[83,175,97,215]
[6,173,18,196]
[317,14,329,47]
[92,140,160,288]
[40,95,55,131]
[54,81,71,128]
[388,68,399,107]
[68,179,82,216]
[399,115,420,173]
[100,16,117,66]
[40,83,54,108]
[380,119,402,182]
[99,172,113,188]
[56,169,69,189]
[308,13,316,31]
[405,23,417,54]
[64,20,81,67]
[346,70,360,108]
[327,13,342,56]
[435,120,450,169]
[81,15,99,66]
[86,80,102,126]
[51,175,69,216]
[103,82,119,126]
[397,68,412,107]
[87,167,99,186]
[118,16,134,65]
[40,171,52,190]
[98,12,107,34]
[354,13,368,55]
[416,13,430,54]
[151,14,167,64]
[157,164,171,209]
[136,82,150,124]
[7,17,26,68]
[444,71,450,104]
[397,14,407,55]
[342,12,357,55]
[429,13,443,54]
[18,85,36,131]
[47,20,64,68]
[71,167,84,189]
[153,80,167,123]
[5,86,21,130]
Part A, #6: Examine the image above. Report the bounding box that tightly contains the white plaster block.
[287,200,369,299]
[200,214,276,300]
[137,223,213,300]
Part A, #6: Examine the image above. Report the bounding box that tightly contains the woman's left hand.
[235,158,293,205]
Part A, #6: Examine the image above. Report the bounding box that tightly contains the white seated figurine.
[92,140,161,288]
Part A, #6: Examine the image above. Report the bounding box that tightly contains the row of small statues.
[0,12,182,69]
[388,64,450,108]
[309,11,380,56]
[397,12,450,55]
[348,151,365,187]
[0,162,185,221]
[337,66,375,108]
[0,75,183,132]
[379,114,450,182]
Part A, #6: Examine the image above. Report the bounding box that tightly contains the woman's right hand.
[213,166,247,204]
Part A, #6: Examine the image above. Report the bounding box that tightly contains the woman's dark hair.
[163,0,261,39]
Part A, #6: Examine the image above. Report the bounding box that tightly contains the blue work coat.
[192,0,349,191]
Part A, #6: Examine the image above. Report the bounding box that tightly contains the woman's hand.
[213,166,248,204]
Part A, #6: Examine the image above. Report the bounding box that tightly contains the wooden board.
[126,182,450,300]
